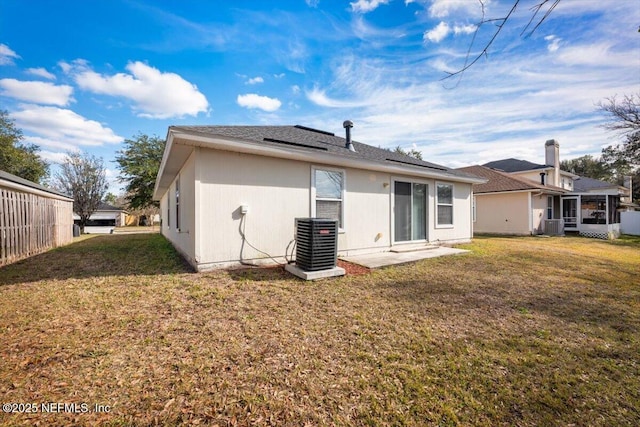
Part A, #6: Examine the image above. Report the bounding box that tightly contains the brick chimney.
[545,139,560,187]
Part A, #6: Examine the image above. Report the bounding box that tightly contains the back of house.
[153,123,484,271]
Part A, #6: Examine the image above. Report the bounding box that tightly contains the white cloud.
[11,105,123,149]
[26,67,56,80]
[291,85,301,95]
[0,44,20,65]
[305,0,320,7]
[453,24,476,35]
[245,76,264,85]
[71,61,209,119]
[350,0,390,14]
[428,0,486,18]
[236,93,282,112]
[38,150,70,164]
[274,73,286,79]
[545,35,561,52]
[424,21,450,43]
[0,79,73,106]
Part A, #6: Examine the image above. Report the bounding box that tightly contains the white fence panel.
[621,211,640,236]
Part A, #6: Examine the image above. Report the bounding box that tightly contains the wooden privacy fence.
[0,187,74,267]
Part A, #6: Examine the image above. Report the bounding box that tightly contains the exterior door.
[562,197,578,229]
[394,181,427,242]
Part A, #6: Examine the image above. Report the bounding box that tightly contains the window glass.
[437,184,452,204]
[315,170,343,199]
[436,183,453,226]
[314,169,343,228]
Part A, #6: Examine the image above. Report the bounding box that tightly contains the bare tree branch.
[597,93,640,136]
[443,0,562,80]
[443,0,520,80]
[522,0,561,37]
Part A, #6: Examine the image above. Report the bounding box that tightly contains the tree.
[560,155,612,182]
[394,146,423,160]
[54,152,108,233]
[0,110,49,183]
[115,133,165,226]
[103,192,119,206]
[598,93,640,202]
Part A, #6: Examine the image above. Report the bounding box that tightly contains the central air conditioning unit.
[294,218,338,271]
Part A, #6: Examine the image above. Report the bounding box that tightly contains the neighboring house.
[1,170,74,266]
[152,124,485,271]
[73,202,127,234]
[460,140,632,239]
[457,165,565,235]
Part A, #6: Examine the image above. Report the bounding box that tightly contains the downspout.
[194,146,201,265]
[528,191,533,235]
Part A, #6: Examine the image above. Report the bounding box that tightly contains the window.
[547,196,553,220]
[166,196,170,228]
[313,168,344,228]
[175,175,180,230]
[394,181,427,242]
[436,183,454,226]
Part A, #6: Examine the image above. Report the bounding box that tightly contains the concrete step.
[390,244,439,253]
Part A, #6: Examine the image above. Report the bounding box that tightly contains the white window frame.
[166,195,170,229]
[391,177,429,244]
[435,181,454,228]
[311,166,346,232]
[175,175,180,231]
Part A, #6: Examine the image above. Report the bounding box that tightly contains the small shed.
[0,170,74,266]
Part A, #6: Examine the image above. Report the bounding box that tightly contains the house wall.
[193,149,394,269]
[429,179,473,243]
[473,192,532,235]
[160,150,197,264]
[531,194,547,234]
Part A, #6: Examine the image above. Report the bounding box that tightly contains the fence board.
[0,184,73,267]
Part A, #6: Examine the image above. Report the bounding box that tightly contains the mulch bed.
[337,259,371,275]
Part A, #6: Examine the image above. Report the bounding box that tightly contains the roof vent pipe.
[343,120,356,152]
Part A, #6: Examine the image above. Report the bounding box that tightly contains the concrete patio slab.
[342,246,469,269]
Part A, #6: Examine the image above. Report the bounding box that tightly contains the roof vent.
[343,120,356,152]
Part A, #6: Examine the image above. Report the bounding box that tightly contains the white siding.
[196,149,309,268]
[159,146,475,270]
[430,181,473,242]
[161,150,197,264]
[473,192,532,235]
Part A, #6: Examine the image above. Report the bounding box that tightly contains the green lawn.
[0,234,638,426]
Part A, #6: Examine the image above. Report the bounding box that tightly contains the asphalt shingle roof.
[171,125,479,181]
[457,165,565,194]
[572,176,618,192]
[482,158,548,172]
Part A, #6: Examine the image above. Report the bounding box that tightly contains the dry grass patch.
[0,234,638,426]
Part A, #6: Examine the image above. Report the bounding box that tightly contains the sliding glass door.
[394,181,427,242]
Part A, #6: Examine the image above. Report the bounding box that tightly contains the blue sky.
[1,0,639,194]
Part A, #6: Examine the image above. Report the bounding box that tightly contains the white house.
[152,123,485,271]
[465,140,632,239]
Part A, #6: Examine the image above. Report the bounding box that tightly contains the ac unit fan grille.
[295,218,338,271]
